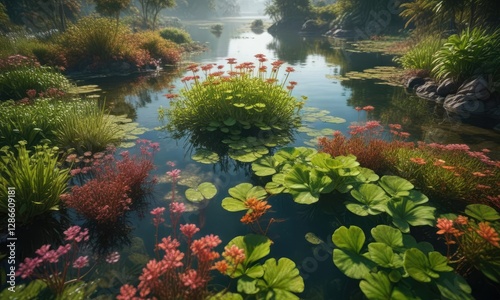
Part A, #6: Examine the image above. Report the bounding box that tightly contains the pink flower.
[55,244,72,256]
[26,89,37,98]
[106,252,120,264]
[362,105,375,111]
[169,202,185,214]
[157,236,181,251]
[180,224,200,239]
[35,244,51,257]
[166,169,181,180]
[117,284,138,300]
[16,257,42,279]
[166,161,176,167]
[74,228,89,243]
[73,256,89,269]
[355,107,362,111]
[179,269,205,289]
[286,66,295,73]
[223,245,246,265]
[63,226,82,241]
[151,207,166,226]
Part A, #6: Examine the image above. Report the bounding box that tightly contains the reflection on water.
[64,18,500,298]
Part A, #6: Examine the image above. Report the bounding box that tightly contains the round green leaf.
[465,204,500,221]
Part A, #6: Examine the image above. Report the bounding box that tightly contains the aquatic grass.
[53,102,123,153]
[433,28,500,82]
[0,143,71,225]
[395,37,443,72]
[0,55,72,101]
[164,54,304,134]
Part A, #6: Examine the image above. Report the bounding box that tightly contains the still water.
[47,17,500,298]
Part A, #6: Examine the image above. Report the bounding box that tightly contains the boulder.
[443,93,486,117]
[416,81,438,94]
[406,76,425,90]
[436,78,459,96]
[457,76,491,100]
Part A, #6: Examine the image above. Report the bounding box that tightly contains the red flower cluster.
[240,198,272,224]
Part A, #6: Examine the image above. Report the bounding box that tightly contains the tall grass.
[0,142,71,225]
[54,103,122,153]
[395,37,443,71]
[433,28,500,81]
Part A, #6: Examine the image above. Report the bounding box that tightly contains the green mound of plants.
[0,142,71,225]
[159,27,193,44]
[394,37,442,72]
[0,98,123,153]
[164,55,305,135]
[0,55,72,101]
[433,28,500,81]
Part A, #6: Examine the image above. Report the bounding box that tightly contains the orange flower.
[240,198,271,224]
[433,159,446,166]
[476,222,500,247]
[212,260,228,274]
[410,157,426,165]
[441,165,455,170]
[436,218,458,235]
[472,172,486,177]
[455,215,468,225]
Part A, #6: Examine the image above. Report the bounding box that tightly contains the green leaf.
[256,258,304,300]
[191,148,219,164]
[465,204,500,221]
[222,183,267,212]
[359,272,394,300]
[209,291,244,300]
[226,234,272,274]
[368,243,402,268]
[237,275,259,294]
[284,165,333,204]
[434,271,473,300]
[379,176,414,197]
[333,249,376,280]
[405,190,429,205]
[386,199,436,233]
[265,174,286,194]
[332,226,365,253]
[404,248,439,282]
[371,225,404,249]
[185,182,217,202]
[224,117,237,126]
[346,184,390,216]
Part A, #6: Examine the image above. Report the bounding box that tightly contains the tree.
[94,0,131,22]
[138,0,176,29]
[265,0,311,22]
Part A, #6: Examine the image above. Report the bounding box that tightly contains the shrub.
[433,28,500,81]
[395,37,442,71]
[250,19,264,29]
[165,54,304,135]
[159,27,193,44]
[62,141,158,224]
[132,31,182,66]
[0,55,72,100]
[59,15,130,70]
[0,143,71,225]
[53,101,122,153]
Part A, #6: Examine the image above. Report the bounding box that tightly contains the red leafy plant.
[117,202,245,300]
[16,225,120,296]
[62,140,159,224]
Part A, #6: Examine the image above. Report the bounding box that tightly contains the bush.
[165,55,304,134]
[0,98,122,152]
[159,27,193,44]
[395,37,442,71]
[433,28,500,81]
[53,102,122,153]
[0,142,71,225]
[132,31,182,66]
[0,55,72,100]
[250,19,264,29]
[59,16,130,70]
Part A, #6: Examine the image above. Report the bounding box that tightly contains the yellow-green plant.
[159,27,193,44]
[164,54,305,135]
[0,142,71,225]
[395,37,443,71]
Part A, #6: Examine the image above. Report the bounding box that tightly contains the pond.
[12,17,500,299]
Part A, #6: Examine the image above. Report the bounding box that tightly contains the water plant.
[12,225,119,297]
[0,55,72,101]
[332,225,473,299]
[62,140,158,224]
[0,142,70,225]
[436,204,500,282]
[394,37,443,72]
[433,28,500,82]
[164,54,304,135]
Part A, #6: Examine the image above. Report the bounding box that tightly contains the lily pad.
[221,183,267,212]
[185,182,217,202]
[256,258,304,300]
[192,149,220,164]
[305,232,324,245]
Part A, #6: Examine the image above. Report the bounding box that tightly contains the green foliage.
[159,27,193,44]
[0,143,70,225]
[250,19,264,29]
[165,57,303,136]
[395,37,443,71]
[0,279,98,299]
[432,28,500,81]
[221,183,267,212]
[332,225,473,300]
[185,182,217,202]
[133,30,182,66]
[59,16,130,69]
[94,0,131,20]
[53,102,122,153]
[221,234,304,299]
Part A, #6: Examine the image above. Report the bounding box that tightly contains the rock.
[436,78,459,96]
[457,76,491,100]
[406,77,425,90]
[443,93,486,116]
[416,81,438,94]
[327,29,356,38]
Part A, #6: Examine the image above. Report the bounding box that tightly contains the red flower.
[362,105,375,111]
[180,223,200,239]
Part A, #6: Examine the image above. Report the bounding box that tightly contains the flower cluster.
[118,203,224,300]
[0,55,40,71]
[16,226,118,296]
[241,198,272,224]
[62,141,158,224]
[436,214,500,276]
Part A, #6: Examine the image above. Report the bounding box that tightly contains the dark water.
[10,17,500,299]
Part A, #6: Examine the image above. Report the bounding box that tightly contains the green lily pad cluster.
[332,225,472,300]
[298,107,346,147]
[110,115,150,149]
[214,234,304,300]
